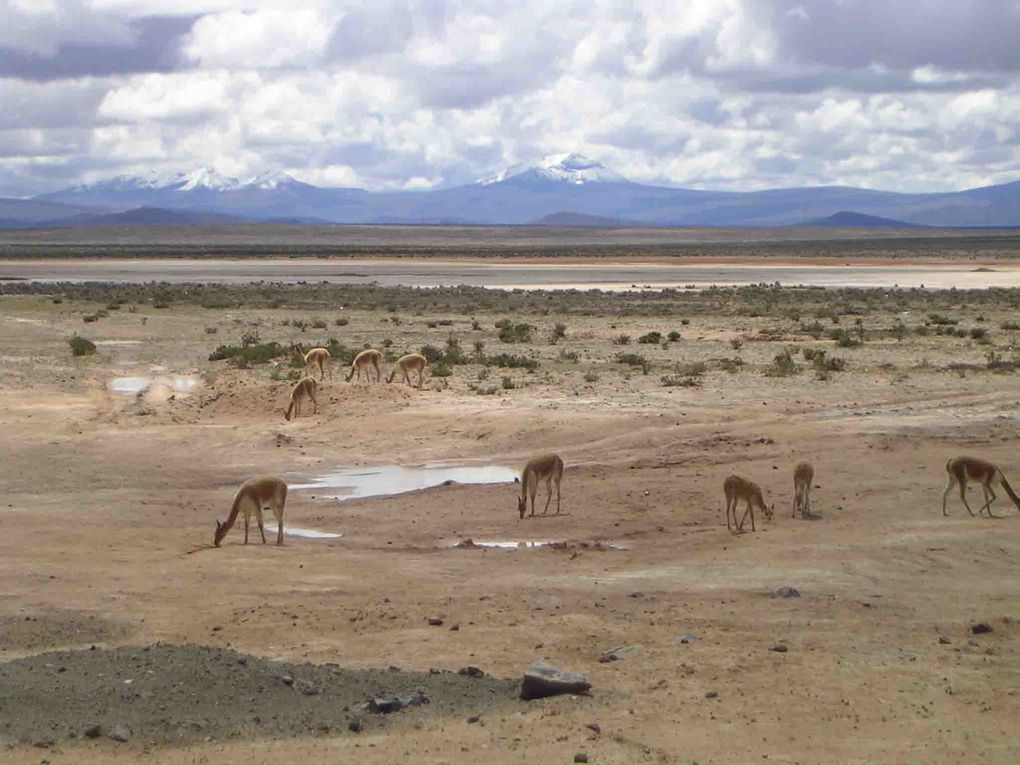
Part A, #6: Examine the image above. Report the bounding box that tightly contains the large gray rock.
[519,662,591,700]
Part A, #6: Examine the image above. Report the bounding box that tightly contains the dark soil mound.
[0,643,519,746]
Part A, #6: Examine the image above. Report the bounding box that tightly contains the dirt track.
[1,282,1019,764]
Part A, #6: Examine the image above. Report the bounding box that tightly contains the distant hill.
[0,197,106,227]
[531,211,638,227]
[20,156,1020,227]
[803,211,920,227]
[37,206,250,228]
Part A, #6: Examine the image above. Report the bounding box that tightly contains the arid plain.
[1,230,1019,764]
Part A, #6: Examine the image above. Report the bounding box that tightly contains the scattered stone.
[450,624,460,631]
[347,718,363,733]
[938,636,951,645]
[774,586,801,598]
[628,592,645,599]
[294,679,320,696]
[458,666,485,678]
[705,691,718,699]
[236,656,248,666]
[574,754,589,763]
[520,662,591,700]
[455,538,477,548]
[599,645,644,663]
[427,617,444,626]
[771,644,789,653]
[675,634,697,644]
[83,724,102,739]
[585,723,601,735]
[368,691,429,714]
[281,675,294,686]
[467,715,480,724]
[107,725,130,743]
[971,623,993,635]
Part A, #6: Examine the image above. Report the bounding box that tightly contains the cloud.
[0,0,1017,197]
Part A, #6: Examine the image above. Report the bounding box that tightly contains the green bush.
[615,352,647,367]
[209,341,284,364]
[667,330,682,342]
[612,334,631,345]
[68,335,96,356]
[483,352,539,371]
[765,350,798,377]
[928,313,957,326]
[431,361,453,377]
[501,375,515,389]
[661,374,701,387]
[637,331,663,344]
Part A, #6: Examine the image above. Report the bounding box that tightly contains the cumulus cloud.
[0,0,1017,196]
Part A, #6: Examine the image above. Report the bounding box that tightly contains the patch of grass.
[68,335,96,356]
[558,349,579,363]
[673,361,707,377]
[501,375,515,390]
[830,328,862,348]
[970,327,989,340]
[716,356,744,373]
[335,317,349,326]
[583,369,599,383]
[1001,320,1020,331]
[431,361,453,377]
[209,341,284,364]
[612,334,631,345]
[483,352,539,371]
[667,330,682,342]
[660,374,701,387]
[615,352,646,367]
[637,331,663,345]
[928,313,957,326]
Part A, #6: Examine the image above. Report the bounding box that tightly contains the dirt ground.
[1,272,1019,764]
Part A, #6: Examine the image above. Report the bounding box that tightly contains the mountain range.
[1,153,1017,228]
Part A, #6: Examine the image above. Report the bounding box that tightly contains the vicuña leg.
[255,505,267,544]
[958,479,975,516]
[942,474,956,516]
[542,475,553,514]
[979,480,997,517]
[243,507,250,544]
[271,502,284,545]
[555,473,562,514]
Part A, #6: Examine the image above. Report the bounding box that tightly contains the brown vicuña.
[284,376,318,420]
[346,348,382,383]
[517,453,563,519]
[386,352,428,389]
[214,476,287,547]
[724,474,773,532]
[793,461,814,518]
[304,347,332,381]
[942,455,1020,517]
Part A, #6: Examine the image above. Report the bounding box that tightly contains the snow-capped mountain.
[479,153,626,186]
[23,158,1020,227]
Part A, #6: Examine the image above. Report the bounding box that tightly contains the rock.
[675,634,697,644]
[599,644,644,663]
[458,665,485,678]
[938,636,951,645]
[281,675,294,686]
[107,725,130,743]
[771,644,789,653]
[427,616,444,626]
[83,724,102,739]
[585,723,601,735]
[348,718,363,733]
[237,656,248,665]
[774,586,800,598]
[455,538,477,548]
[294,679,320,696]
[450,624,460,631]
[574,754,589,763]
[705,691,718,699]
[368,691,429,714]
[467,715,480,724]
[520,661,591,700]
[971,623,993,635]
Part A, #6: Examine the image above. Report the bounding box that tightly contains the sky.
[0,0,1018,196]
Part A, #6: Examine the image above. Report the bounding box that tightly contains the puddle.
[290,463,519,501]
[266,524,342,540]
[450,539,628,550]
[3,316,48,326]
[95,340,143,347]
[109,375,200,395]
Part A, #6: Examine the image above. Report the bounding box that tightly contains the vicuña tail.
[999,473,1020,509]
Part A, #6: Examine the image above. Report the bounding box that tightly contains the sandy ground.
[1,284,1019,764]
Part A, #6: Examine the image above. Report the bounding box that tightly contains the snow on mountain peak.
[172,167,241,191]
[479,153,625,186]
[244,171,298,190]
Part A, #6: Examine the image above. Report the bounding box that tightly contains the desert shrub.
[420,344,444,364]
[970,327,988,340]
[471,319,482,330]
[496,319,533,343]
[335,317,349,326]
[241,328,261,346]
[765,350,798,377]
[209,341,284,364]
[205,326,218,335]
[82,314,99,323]
[615,352,647,367]
[800,320,825,339]
[716,356,744,373]
[312,318,328,329]
[681,318,690,325]
[431,361,453,377]
[830,328,862,348]
[583,369,599,383]
[612,334,631,345]
[559,349,579,363]
[673,361,707,377]
[51,297,63,304]
[105,303,121,311]
[1001,321,1020,331]
[928,313,957,326]
[730,338,743,350]
[661,374,701,388]
[473,340,486,358]
[667,330,682,342]
[291,319,307,331]
[68,335,96,356]
[444,336,468,364]
[811,350,847,377]
[484,352,539,371]
[553,322,567,339]
[638,331,663,345]
[501,375,515,390]
[890,320,907,341]
[802,347,821,361]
